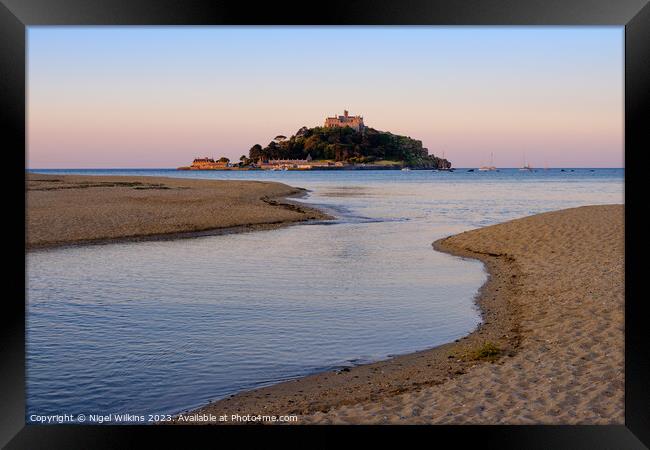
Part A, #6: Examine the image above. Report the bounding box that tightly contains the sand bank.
[186,205,623,425]
[26,174,331,249]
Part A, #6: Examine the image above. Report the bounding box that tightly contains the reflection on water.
[26,169,623,420]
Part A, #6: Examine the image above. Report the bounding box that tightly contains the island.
[178,110,452,171]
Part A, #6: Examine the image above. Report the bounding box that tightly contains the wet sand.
[184,204,624,425]
[26,174,332,249]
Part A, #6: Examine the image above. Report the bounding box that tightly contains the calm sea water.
[26,168,623,422]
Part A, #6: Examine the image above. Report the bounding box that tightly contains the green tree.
[249,126,452,168]
[249,144,263,160]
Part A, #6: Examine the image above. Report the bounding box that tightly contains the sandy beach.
[185,204,624,425]
[26,174,331,249]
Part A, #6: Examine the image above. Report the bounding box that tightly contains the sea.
[25,168,624,423]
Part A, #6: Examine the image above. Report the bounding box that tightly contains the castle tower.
[324,110,365,132]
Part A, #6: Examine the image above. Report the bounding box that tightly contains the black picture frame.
[3,0,648,447]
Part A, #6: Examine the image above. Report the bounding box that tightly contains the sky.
[27,26,624,168]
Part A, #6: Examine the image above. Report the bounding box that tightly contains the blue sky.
[28,26,624,168]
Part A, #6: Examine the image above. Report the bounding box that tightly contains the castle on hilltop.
[324,110,365,132]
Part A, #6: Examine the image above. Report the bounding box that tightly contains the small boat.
[437,151,453,172]
[401,167,411,171]
[467,169,474,172]
[479,152,497,171]
[519,153,533,171]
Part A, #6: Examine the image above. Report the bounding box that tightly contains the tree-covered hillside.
[249,126,451,169]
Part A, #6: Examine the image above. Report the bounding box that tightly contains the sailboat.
[479,152,497,171]
[437,150,452,171]
[520,153,533,171]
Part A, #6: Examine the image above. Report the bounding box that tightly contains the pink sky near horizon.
[27,27,624,168]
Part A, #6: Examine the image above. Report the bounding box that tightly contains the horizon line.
[26,166,626,170]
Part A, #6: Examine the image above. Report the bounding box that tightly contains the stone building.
[190,157,228,169]
[324,110,365,132]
